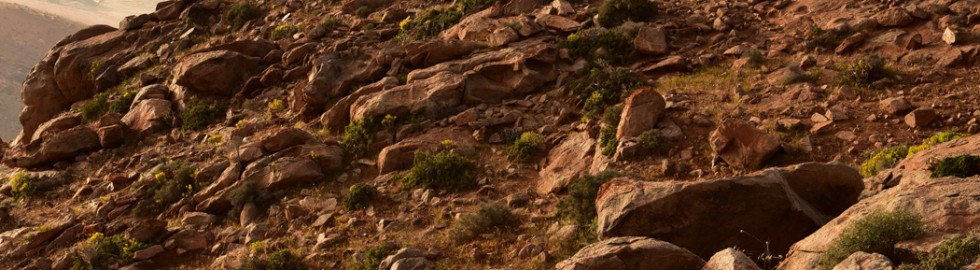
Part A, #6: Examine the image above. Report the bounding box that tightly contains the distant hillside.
[0,3,81,141]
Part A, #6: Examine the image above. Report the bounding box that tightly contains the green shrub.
[907,132,970,157]
[561,29,635,65]
[270,24,299,40]
[598,105,623,156]
[507,132,546,163]
[448,203,520,243]
[81,92,110,123]
[396,0,497,40]
[636,130,666,153]
[897,236,980,270]
[820,210,924,269]
[241,248,306,270]
[321,18,344,33]
[835,55,893,87]
[344,183,377,210]
[75,233,148,268]
[354,6,372,18]
[7,171,36,200]
[136,160,200,214]
[859,146,910,178]
[596,0,658,28]
[227,1,262,30]
[558,171,623,228]
[225,181,258,208]
[182,98,228,131]
[109,89,137,115]
[569,67,641,116]
[348,242,399,270]
[342,117,379,156]
[401,148,478,192]
[931,155,980,178]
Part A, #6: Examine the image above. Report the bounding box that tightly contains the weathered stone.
[3,126,101,168]
[703,248,761,270]
[903,107,937,128]
[831,252,894,270]
[597,162,863,258]
[537,132,596,195]
[874,7,914,27]
[616,88,666,140]
[259,127,313,153]
[709,121,782,170]
[122,99,172,137]
[634,27,668,55]
[556,237,705,270]
[244,157,324,190]
[172,50,260,96]
[879,97,913,115]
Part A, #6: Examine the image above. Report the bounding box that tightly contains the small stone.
[879,97,913,115]
[133,245,164,260]
[811,113,829,123]
[904,108,938,128]
[943,28,957,45]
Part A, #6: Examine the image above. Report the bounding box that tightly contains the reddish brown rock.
[634,27,668,55]
[879,97,913,115]
[537,132,596,195]
[596,162,863,259]
[122,99,172,137]
[244,157,324,190]
[556,237,705,270]
[874,7,914,27]
[3,126,101,168]
[172,50,260,96]
[831,252,893,270]
[703,248,761,270]
[97,124,127,148]
[710,121,782,170]
[616,88,666,140]
[903,107,937,128]
[259,127,313,153]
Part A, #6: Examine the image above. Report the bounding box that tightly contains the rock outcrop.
[556,237,705,270]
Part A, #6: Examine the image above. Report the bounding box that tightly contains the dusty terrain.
[0,0,978,269]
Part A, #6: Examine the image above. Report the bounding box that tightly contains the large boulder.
[596,162,863,259]
[780,135,980,270]
[243,157,324,190]
[405,40,485,68]
[831,252,894,270]
[616,87,666,140]
[122,99,172,137]
[17,28,127,146]
[377,127,477,174]
[537,132,596,195]
[349,72,465,122]
[259,127,313,153]
[3,126,101,168]
[634,27,669,55]
[556,237,705,270]
[172,50,260,96]
[710,120,782,170]
[303,49,394,105]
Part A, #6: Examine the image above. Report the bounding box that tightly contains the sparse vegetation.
[805,26,851,51]
[227,1,262,30]
[859,146,910,178]
[182,98,228,131]
[321,18,344,33]
[344,183,377,210]
[561,29,635,65]
[396,0,498,41]
[569,66,642,116]
[558,171,624,228]
[897,235,980,270]
[271,24,299,40]
[347,242,399,270]
[931,155,980,178]
[7,171,36,200]
[354,6,372,18]
[401,148,478,192]
[72,233,148,269]
[226,181,258,208]
[820,210,924,269]
[80,92,110,123]
[506,131,546,163]
[342,117,379,156]
[907,132,970,157]
[240,247,306,270]
[599,105,624,156]
[834,55,894,87]
[135,160,201,214]
[596,0,658,28]
[448,203,520,243]
[636,129,666,154]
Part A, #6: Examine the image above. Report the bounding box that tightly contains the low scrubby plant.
[401,148,478,192]
[859,146,910,178]
[321,17,344,33]
[80,92,111,123]
[561,29,635,65]
[341,117,379,157]
[396,0,498,41]
[820,210,924,269]
[931,155,980,178]
[347,242,398,270]
[448,203,520,243]
[240,247,306,270]
[557,171,624,228]
[507,132,546,163]
[599,105,624,156]
[569,67,642,116]
[907,132,970,157]
[135,160,200,214]
[226,1,262,30]
[270,24,299,40]
[354,6,372,18]
[897,235,980,270]
[343,183,377,210]
[182,98,228,131]
[636,129,666,153]
[596,0,658,28]
[7,171,36,200]
[71,233,148,269]
[834,55,894,87]
[226,180,258,208]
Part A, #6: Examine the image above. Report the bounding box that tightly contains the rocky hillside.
[0,0,978,269]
